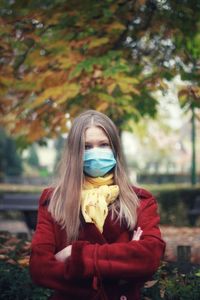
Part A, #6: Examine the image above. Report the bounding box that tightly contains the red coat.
[29,187,165,300]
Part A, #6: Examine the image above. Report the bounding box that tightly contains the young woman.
[29,110,165,300]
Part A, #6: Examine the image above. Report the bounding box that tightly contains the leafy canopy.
[0,0,199,143]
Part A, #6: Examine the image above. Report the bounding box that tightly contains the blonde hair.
[48,110,139,242]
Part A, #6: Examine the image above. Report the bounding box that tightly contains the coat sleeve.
[68,189,166,281]
[29,189,87,292]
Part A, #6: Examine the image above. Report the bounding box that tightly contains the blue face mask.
[83,147,116,177]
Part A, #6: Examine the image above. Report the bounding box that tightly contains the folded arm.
[67,195,165,281]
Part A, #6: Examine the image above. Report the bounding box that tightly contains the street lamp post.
[191,103,196,185]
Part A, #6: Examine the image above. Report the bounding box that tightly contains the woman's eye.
[100,143,110,148]
[85,144,92,150]
[85,143,110,149]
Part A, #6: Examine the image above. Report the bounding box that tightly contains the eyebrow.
[85,139,110,144]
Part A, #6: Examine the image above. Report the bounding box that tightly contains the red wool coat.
[29,187,165,300]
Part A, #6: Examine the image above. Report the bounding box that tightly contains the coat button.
[120,296,127,300]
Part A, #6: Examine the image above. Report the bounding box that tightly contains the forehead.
[85,126,109,142]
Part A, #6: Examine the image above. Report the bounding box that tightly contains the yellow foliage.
[112,74,140,95]
[88,37,109,49]
[27,50,50,68]
[113,74,139,85]
[96,102,109,112]
[28,83,80,109]
[23,72,44,91]
[56,52,83,69]
[0,112,20,133]
[56,83,80,104]
[119,82,140,95]
[27,87,61,109]
[56,56,73,69]
[107,22,126,32]
[47,40,71,52]
[0,69,16,95]
[96,92,115,103]
[0,1,169,142]
[158,79,169,90]
[107,83,116,94]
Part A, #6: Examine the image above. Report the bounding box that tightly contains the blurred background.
[0,0,200,186]
[0,0,200,298]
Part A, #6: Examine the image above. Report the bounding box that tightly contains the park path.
[0,219,199,264]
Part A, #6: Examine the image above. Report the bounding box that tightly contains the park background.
[0,0,200,299]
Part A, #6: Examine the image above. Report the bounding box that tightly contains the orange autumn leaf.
[27,121,46,143]
[17,256,30,267]
[41,71,68,88]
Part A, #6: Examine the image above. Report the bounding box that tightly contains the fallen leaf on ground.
[17,256,30,267]
[144,280,158,288]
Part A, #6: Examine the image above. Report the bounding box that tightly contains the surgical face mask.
[83,147,116,177]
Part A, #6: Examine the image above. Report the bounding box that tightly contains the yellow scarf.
[81,174,119,233]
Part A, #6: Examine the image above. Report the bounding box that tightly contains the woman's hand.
[55,228,142,262]
[132,227,143,241]
[55,245,72,262]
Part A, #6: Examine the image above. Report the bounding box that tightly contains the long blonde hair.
[48,110,139,242]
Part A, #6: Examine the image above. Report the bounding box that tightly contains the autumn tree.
[0,0,199,144]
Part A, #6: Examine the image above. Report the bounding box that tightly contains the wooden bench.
[0,193,40,231]
[188,196,200,226]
